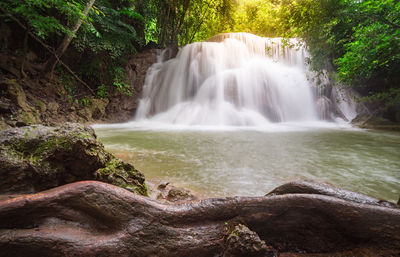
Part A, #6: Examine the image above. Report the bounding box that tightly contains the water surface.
[95,126,400,202]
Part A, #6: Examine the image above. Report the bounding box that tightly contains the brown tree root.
[0,181,399,257]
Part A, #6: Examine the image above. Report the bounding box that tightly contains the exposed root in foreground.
[0,181,399,256]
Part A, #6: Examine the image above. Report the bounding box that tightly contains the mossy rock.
[6,79,28,110]
[352,114,400,131]
[223,224,274,257]
[0,123,147,195]
[95,158,147,196]
[16,110,40,126]
[88,97,109,120]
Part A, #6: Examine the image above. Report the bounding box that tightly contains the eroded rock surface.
[0,181,399,257]
[0,124,147,195]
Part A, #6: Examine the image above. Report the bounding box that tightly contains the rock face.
[0,49,159,129]
[105,49,158,122]
[0,181,399,257]
[351,113,400,130]
[316,96,333,120]
[0,124,147,195]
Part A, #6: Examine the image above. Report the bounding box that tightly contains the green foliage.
[1,0,142,98]
[2,0,398,112]
[81,97,90,107]
[0,0,82,39]
[279,0,400,109]
[112,66,132,96]
[74,0,144,59]
[97,84,107,98]
[228,0,280,37]
[70,0,141,96]
[57,69,77,100]
[337,22,400,84]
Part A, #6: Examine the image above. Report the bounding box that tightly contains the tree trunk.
[44,0,96,73]
[0,181,399,257]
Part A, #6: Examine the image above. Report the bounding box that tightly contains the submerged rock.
[0,124,147,195]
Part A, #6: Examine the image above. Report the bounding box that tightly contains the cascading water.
[135,33,351,127]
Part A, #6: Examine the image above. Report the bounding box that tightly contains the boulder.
[15,109,40,126]
[223,224,275,257]
[4,79,28,110]
[88,97,109,120]
[78,107,92,121]
[154,182,198,203]
[351,113,400,130]
[0,124,147,195]
[47,101,59,114]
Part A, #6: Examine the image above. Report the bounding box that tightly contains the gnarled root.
[0,181,399,256]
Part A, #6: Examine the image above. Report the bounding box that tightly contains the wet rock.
[223,224,275,257]
[351,113,400,130]
[157,181,170,190]
[95,158,147,195]
[155,182,197,203]
[0,124,147,195]
[167,187,197,202]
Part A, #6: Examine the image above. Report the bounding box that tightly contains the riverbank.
[0,48,158,130]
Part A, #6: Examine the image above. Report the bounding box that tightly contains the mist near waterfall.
[136,33,320,126]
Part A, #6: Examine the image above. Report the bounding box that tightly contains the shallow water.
[95,125,400,202]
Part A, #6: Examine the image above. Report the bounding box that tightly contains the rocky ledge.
[0,124,147,195]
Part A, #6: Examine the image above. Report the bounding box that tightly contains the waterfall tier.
[135,33,345,126]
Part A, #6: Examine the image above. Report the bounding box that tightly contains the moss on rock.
[96,158,147,196]
[0,123,147,195]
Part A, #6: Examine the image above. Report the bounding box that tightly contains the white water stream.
[135,33,330,127]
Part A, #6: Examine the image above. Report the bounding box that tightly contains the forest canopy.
[0,0,399,114]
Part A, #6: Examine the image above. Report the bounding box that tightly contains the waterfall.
[135,33,321,126]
